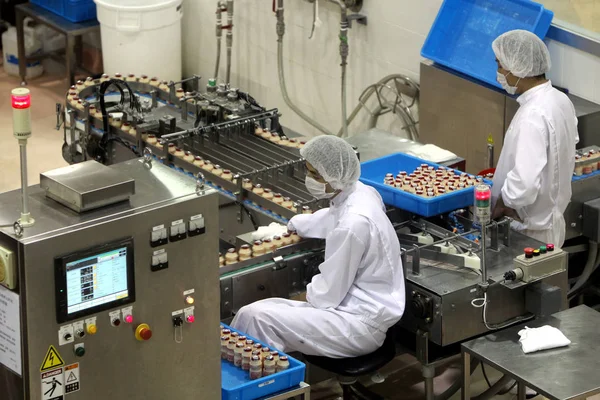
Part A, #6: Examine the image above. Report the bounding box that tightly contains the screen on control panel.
[55,238,135,323]
[66,247,129,314]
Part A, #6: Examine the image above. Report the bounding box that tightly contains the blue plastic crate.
[221,324,305,400]
[360,153,491,217]
[31,0,97,23]
[421,0,553,90]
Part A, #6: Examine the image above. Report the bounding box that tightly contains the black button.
[63,333,72,341]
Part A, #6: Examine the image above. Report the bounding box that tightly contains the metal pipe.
[411,243,420,275]
[276,0,333,135]
[403,229,479,254]
[487,143,494,169]
[329,0,349,138]
[214,1,225,80]
[481,223,488,284]
[19,141,29,217]
[225,0,234,85]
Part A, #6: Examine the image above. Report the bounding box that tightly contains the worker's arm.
[501,117,548,210]
[287,207,332,239]
[306,221,368,309]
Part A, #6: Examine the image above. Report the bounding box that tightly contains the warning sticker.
[40,345,65,372]
[41,368,64,400]
[64,363,80,394]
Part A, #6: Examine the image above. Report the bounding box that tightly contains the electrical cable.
[471,291,534,330]
[481,363,492,388]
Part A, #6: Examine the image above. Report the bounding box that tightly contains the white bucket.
[2,24,44,79]
[94,0,183,82]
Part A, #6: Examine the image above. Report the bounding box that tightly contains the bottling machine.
[0,74,573,399]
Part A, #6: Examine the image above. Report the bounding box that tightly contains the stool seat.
[304,329,396,377]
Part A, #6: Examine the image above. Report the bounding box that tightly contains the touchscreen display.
[65,246,129,314]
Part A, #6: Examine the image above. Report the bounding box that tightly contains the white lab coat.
[231,181,405,358]
[492,81,579,248]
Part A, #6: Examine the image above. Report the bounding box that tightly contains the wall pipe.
[225,0,234,84]
[328,0,349,138]
[214,1,226,80]
[276,0,333,135]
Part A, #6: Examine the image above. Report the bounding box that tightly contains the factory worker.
[491,30,578,248]
[231,136,405,358]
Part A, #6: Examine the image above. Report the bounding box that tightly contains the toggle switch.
[75,329,85,339]
[111,317,121,327]
[135,324,153,341]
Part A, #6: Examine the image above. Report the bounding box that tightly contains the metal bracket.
[196,172,206,196]
[55,103,63,130]
[347,13,367,28]
[416,329,429,365]
[272,256,287,271]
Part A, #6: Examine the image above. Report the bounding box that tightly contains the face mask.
[497,71,520,95]
[305,176,334,199]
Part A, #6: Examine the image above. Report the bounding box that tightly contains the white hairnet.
[300,135,360,191]
[492,30,551,78]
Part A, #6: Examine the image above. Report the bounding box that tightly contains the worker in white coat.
[231,136,405,358]
[491,30,579,248]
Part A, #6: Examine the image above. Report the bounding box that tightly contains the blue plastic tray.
[421,0,553,90]
[360,153,491,217]
[31,0,97,23]
[221,324,305,400]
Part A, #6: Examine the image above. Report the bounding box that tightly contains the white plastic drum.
[2,25,44,79]
[94,0,183,82]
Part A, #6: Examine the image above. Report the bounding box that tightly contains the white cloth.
[492,81,579,248]
[518,325,571,354]
[232,181,405,358]
[406,144,457,163]
[251,222,288,242]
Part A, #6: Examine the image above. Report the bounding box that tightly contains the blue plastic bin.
[421,0,553,90]
[31,0,97,23]
[360,153,491,217]
[221,324,305,400]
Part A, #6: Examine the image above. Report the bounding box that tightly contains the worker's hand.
[492,197,522,222]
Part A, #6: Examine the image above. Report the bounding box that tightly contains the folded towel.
[406,144,457,163]
[251,222,289,241]
[518,325,571,354]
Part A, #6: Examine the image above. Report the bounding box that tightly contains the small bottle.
[221,328,231,339]
[242,179,253,190]
[227,340,236,363]
[67,91,78,101]
[272,236,283,249]
[261,347,271,360]
[302,206,312,214]
[121,122,131,133]
[273,193,283,205]
[129,127,137,136]
[282,197,293,209]
[147,134,157,146]
[213,164,223,177]
[203,160,214,172]
[239,245,252,261]
[221,336,229,359]
[222,169,233,181]
[262,238,275,253]
[193,156,205,167]
[242,347,252,371]
[183,151,195,163]
[263,355,276,376]
[281,232,293,246]
[76,80,85,91]
[290,231,301,244]
[100,74,110,83]
[237,335,247,344]
[176,88,185,99]
[76,100,85,111]
[174,147,185,159]
[262,188,274,201]
[289,138,299,148]
[270,351,280,364]
[225,248,239,265]
[84,77,95,87]
[252,241,265,257]
[252,343,263,352]
[219,253,225,267]
[149,77,160,87]
[255,125,264,136]
[234,342,245,367]
[230,331,239,340]
[168,143,177,155]
[110,117,122,128]
[298,140,307,148]
[280,136,290,146]
[126,73,136,82]
[277,356,290,372]
[252,184,264,196]
[159,81,170,92]
[88,104,97,117]
[261,128,272,140]
[269,132,281,143]
[245,339,254,347]
[139,75,150,84]
[249,356,262,380]
[113,73,123,80]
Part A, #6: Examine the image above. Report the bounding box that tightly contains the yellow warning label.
[40,345,65,372]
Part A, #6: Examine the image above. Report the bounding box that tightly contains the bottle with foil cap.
[249,355,262,380]
[234,342,245,367]
[263,355,276,376]
[276,356,290,372]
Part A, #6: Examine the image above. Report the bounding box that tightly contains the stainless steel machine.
[0,158,221,400]
[1,72,575,399]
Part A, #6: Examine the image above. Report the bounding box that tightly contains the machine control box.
[0,245,16,289]
[514,248,566,283]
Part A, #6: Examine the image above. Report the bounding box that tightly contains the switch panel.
[59,324,75,346]
[109,310,122,327]
[188,214,206,237]
[151,249,168,272]
[514,247,566,283]
[0,246,16,289]
[170,219,187,242]
[150,224,168,247]
[73,321,85,339]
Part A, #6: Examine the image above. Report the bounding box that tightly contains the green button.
[539,246,547,254]
[208,79,217,87]
[74,346,85,357]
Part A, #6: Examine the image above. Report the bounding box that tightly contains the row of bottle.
[221,328,290,380]
[220,232,302,266]
[254,126,307,149]
[574,148,600,176]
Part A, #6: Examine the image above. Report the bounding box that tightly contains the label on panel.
[41,368,64,400]
[64,363,81,394]
[41,345,65,372]
[0,285,21,375]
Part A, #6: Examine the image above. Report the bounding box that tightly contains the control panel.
[0,245,16,289]
[511,244,567,283]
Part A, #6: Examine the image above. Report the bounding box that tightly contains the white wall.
[182,0,600,137]
[183,0,442,137]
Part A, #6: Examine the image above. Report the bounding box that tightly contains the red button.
[524,247,534,258]
[124,315,134,324]
[140,328,152,341]
[547,244,555,252]
[186,315,195,324]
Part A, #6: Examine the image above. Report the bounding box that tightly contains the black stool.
[304,329,396,400]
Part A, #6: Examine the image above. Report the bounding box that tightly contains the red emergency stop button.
[135,324,152,341]
[524,247,534,258]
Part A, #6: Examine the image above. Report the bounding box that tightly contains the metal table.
[15,3,99,86]
[262,382,311,400]
[462,305,600,400]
